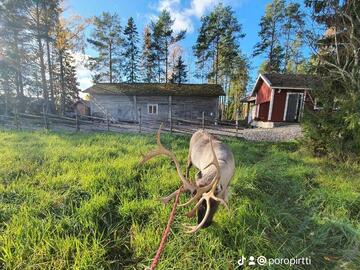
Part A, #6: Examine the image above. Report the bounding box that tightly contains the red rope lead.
[149,188,182,270]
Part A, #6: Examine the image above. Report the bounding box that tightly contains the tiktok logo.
[237,256,246,266]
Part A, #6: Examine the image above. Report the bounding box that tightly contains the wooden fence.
[0,109,245,138]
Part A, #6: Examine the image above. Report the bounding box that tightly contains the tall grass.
[0,130,359,269]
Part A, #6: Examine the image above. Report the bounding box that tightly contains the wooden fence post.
[169,114,173,134]
[235,109,239,137]
[14,108,20,130]
[43,107,49,130]
[138,108,142,133]
[202,111,205,129]
[75,113,80,132]
[106,114,110,131]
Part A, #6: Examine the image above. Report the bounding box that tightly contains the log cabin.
[242,73,320,128]
[83,83,225,122]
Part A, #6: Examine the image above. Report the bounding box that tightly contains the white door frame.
[267,88,275,121]
[283,92,304,121]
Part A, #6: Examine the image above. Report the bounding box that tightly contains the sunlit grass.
[0,129,359,269]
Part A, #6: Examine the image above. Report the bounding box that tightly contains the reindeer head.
[140,126,228,233]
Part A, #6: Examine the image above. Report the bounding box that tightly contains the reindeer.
[141,127,235,233]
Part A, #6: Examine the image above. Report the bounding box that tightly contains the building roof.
[251,73,321,96]
[83,83,225,97]
[262,73,321,89]
[240,96,256,103]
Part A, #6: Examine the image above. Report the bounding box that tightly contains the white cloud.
[154,0,221,33]
[172,10,194,32]
[158,0,181,11]
[186,0,219,18]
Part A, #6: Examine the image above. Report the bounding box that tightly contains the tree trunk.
[36,3,49,111]
[165,40,168,83]
[60,52,66,116]
[3,74,10,116]
[109,42,112,83]
[268,20,276,72]
[14,33,25,112]
[46,38,55,112]
[215,39,219,84]
[283,18,292,73]
[158,56,161,83]
[38,37,48,106]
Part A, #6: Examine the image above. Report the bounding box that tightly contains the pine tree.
[0,0,31,112]
[282,2,305,73]
[87,12,123,83]
[150,20,165,82]
[193,18,210,82]
[253,0,285,73]
[141,26,155,83]
[226,54,249,120]
[31,0,51,109]
[54,17,84,114]
[42,0,61,112]
[0,0,82,115]
[123,17,140,83]
[170,56,187,84]
[193,4,244,84]
[151,10,186,83]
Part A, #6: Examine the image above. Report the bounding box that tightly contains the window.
[147,104,158,115]
[314,98,323,110]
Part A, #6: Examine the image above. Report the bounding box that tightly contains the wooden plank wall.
[90,94,219,122]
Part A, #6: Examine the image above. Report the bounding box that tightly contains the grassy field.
[0,130,359,269]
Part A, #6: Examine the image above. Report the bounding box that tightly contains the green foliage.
[193,4,245,84]
[169,55,187,84]
[0,130,359,269]
[141,26,156,83]
[225,54,249,120]
[253,0,306,74]
[0,0,82,114]
[282,2,305,73]
[87,12,123,83]
[303,79,360,160]
[303,0,360,160]
[149,10,186,83]
[193,4,247,120]
[123,17,140,83]
[253,0,285,73]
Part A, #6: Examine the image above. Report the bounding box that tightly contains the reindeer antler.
[141,126,227,233]
[141,125,196,196]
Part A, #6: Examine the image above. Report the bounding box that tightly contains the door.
[285,93,303,122]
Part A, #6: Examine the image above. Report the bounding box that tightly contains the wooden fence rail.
[0,110,245,138]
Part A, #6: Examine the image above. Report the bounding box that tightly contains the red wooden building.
[243,73,319,128]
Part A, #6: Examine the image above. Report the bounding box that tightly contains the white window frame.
[314,98,323,110]
[147,104,158,115]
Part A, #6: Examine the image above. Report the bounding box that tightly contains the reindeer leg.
[185,152,192,179]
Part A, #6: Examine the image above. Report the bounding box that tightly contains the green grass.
[0,129,359,270]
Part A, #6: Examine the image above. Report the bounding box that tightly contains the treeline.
[253,0,307,74]
[85,6,249,119]
[0,0,87,115]
[0,1,250,119]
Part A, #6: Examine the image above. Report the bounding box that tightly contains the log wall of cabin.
[89,94,219,122]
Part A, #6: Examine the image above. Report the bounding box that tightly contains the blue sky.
[65,0,305,90]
